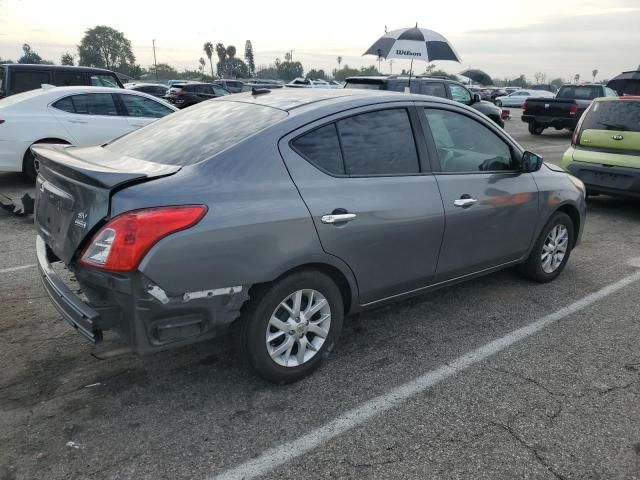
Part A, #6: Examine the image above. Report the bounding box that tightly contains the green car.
[561,96,640,197]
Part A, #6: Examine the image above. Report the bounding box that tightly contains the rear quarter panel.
[110,132,358,299]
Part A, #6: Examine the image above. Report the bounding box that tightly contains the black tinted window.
[338,109,419,175]
[54,72,85,87]
[292,124,344,175]
[52,96,75,113]
[106,101,287,166]
[420,82,446,97]
[119,93,173,118]
[11,71,50,93]
[557,85,601,100]
[424,109,512,172]
[90,74,120,88]
[53,93,119,116]
[583,101,640,132]
[344,81,383,90]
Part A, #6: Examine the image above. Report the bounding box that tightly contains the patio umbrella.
[459,69,493,86]
[607,71,640,96]
[364,25,461,87]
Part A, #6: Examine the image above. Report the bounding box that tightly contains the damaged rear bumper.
[36,234,249,353]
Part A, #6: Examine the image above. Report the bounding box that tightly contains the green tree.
[18,44,43,64]
[215,43,226,77]
[151,63,178,80]
[510,74,528,87]
[255,65,278,79]
[0,57,14,64]
[60,52,74,65]
[203,42,215,78]
[307,69,327,80]
[198,57,206,76]
[337,56,342,70]
[333,65,380,82]
[429,69,457,80]
[550,77,564,89]
[78,26,136,71]
[227,45,237,59]
[244,40,255,77]
[277,61,304,81]
[592,69,598,82]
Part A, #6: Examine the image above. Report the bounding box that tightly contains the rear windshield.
[582,101,640,132]
[345,81,383,90]
[105,100,287,166]
[557,85,601,100]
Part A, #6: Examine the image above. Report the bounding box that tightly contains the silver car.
[495,89,555,107]
[34,89,586,383]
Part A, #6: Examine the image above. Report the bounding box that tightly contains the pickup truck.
[521,84,618,135]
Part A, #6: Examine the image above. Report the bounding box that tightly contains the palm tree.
[337,56,342,71]
[203,42,214,78]
[227,45,236,59]
[574,73,580,84]
[592,69,598,82]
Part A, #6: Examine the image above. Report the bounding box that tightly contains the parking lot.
[1,110,639,480]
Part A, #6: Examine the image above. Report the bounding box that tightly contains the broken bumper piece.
[37,235,249,354]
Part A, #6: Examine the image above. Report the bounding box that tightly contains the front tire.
[238,270,344,383]
[528,122,545,135]
[518,212,574,283]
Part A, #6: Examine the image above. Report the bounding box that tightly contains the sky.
[0,0,638,82]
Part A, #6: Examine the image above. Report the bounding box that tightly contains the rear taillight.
[569,103,578,115]
[522,101,528,112]
[79,205,207,271]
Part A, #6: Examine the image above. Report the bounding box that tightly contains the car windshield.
[557,85,601,100]
[582,101,640,132]
[105,100,287,166]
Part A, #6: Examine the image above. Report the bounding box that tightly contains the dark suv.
[164,82,230,108]
[0,64,123,98]
[345,75,504,127]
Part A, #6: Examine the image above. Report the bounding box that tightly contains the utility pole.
[152,39,158,82]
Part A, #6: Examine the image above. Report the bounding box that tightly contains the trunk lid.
[579,129,640,152]
[33,144,180,263]
[526,99,575,117]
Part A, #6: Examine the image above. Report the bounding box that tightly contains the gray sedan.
[33,89,586,383]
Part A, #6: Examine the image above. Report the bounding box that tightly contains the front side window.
[119,94,173,118]
[11,71,50,94]
[449,84,471,104]
[212,86,229,96]
[424,108,513,172]
[53,93,119,116]
[90,74,120,88]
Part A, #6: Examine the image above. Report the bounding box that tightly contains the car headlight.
[568,174,586,196]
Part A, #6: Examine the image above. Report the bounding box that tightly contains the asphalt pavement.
[1,110,639,480]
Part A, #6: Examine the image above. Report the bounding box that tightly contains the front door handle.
[453,198,478,208]
[68,119,88,124]
[321,213,357,224]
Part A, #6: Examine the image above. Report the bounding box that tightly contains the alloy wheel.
[541,224,569,273]
[266,289,331,367]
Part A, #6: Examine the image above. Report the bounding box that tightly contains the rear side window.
[344,81,383,90]
[53,93,119,116]
[11,70,50,94]
[105,101,287,166]
[420,82,446,97]
[54,72,85,87]
[212,86,229,96]
[90,74,120,88]
[582,101,640,132]
[292,108,420,176]
[292,124,344,175]
[119,93,173,118]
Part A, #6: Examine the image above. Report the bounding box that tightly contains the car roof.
[127,83,167,88]
[217,87,452,112]
[0,63,116,74]
[593,96,640,102]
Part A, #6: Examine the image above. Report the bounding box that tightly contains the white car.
[495,89,555,108]
[285,78,341,89]
[0,85,177,179]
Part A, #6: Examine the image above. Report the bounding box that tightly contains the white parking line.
[0,264,36,274]
[210,269,640,480]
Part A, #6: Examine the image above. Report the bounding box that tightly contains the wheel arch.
[555,203,581,248]
[22,137,71,172]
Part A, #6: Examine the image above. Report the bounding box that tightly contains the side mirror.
[521,151,543,172]
[472,93,481,104]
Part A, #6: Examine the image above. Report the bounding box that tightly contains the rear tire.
[238,270,344,383]
[518,212,574,283]
[22,148,38,182]
[528,122,544,135]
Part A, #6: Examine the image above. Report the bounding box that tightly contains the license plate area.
[580,170,633,189]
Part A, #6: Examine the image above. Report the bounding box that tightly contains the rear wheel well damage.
[244,263,354,318]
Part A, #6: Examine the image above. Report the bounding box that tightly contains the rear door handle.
[453,198,478,208]
[321,213,357,224]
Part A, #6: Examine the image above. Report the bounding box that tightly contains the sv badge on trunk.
[74,211,88,229]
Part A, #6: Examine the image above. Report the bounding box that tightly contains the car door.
[419,105,539,280]
[279,104,445,304]
[49,93,130,145]
[117,92,175,129]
